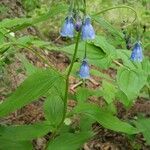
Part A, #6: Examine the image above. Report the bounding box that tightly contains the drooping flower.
[79,59,90,79]
[60,16,74,38]
[81,16,95,40]
[75,18,82,32]
[130,41,143,62]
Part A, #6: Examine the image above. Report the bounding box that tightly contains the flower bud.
[75,19,82,32]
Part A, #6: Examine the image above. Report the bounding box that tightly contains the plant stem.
[92,5,138,27]
[113,60,130,70]
[83,0,87,14]
[59,31,81,127]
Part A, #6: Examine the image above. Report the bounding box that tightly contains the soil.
[0,1,150,150]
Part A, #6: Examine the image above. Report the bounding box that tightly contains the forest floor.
[0,0,150,150]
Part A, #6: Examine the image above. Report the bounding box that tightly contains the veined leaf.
[44,81,65,127]
[101,80,116,104]
[19,54,39,76]
[0,140,33,150]
[74,103,138,134]
[134,118,150,145]
[0,4,67,32]
[76,88,92,104]
[92,35,117,58]
[0,69,63,117]
[116,90,131,107]
[47,131,93,150]
[117,67,147,100]
[57,36,116,69]
[116,49,142,70]
[44,95,64,127]
[44,74,65,127]
[93,16,124,39]
[0,121,53,141]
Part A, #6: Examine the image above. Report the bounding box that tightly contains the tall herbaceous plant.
[0,0,149,149]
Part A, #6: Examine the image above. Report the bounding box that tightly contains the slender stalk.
[49,32,81,134]
[84,41,87,58]
[83,0,87,14]
[60,31,81,125]
[92,5,138,27]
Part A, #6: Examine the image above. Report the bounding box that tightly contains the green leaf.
[101,80,116,104]
[141,58,150,75]
[103,103,117,114]
[0,140,33,150]
[0,31,5,44]
[116,90,131,107]
[44,94,64,128]
[79,115,95,132]
[16,36,34,46]
[76,88,91,104]
[117,67,147,99]
[75,87,103,103]
[74,103,138,134]
[134,118,150,145]
[47,132,93,150]
[0,4,67,32]
[0,122,53,141]
[19,54,39,76]
[44,74,65,127]
[116,49,136,69]
[58,36,116,69]
[92,35,117,58]
[0,69,63,117]
[93,16,123,40]
[45,35,117,69]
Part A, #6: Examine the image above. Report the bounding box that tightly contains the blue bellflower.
[60,16,74,38]
[130,41,143,62]
[79,59,90,79]
[81,16,95,40]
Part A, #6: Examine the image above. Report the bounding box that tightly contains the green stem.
[69,0,74,13]
[113,60,130,70]
[83,0,87,14]
[59,32,81,127]
[92,5,138,27]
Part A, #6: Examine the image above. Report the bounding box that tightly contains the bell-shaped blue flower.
[79,59,90,79]
[60,16,74,38]
[81,16,95,40]
[130,41,143,62]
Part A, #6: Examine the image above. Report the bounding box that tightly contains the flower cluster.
[60,12,95,79]
[130,41,143,62]
[60,15,95,41]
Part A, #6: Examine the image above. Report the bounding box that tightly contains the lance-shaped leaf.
[134,118,150,145]
[0,69,64,117]
[47,131,93,150]
[0,121,53,141]
[0,140,33,150]
[74,103,138,134]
